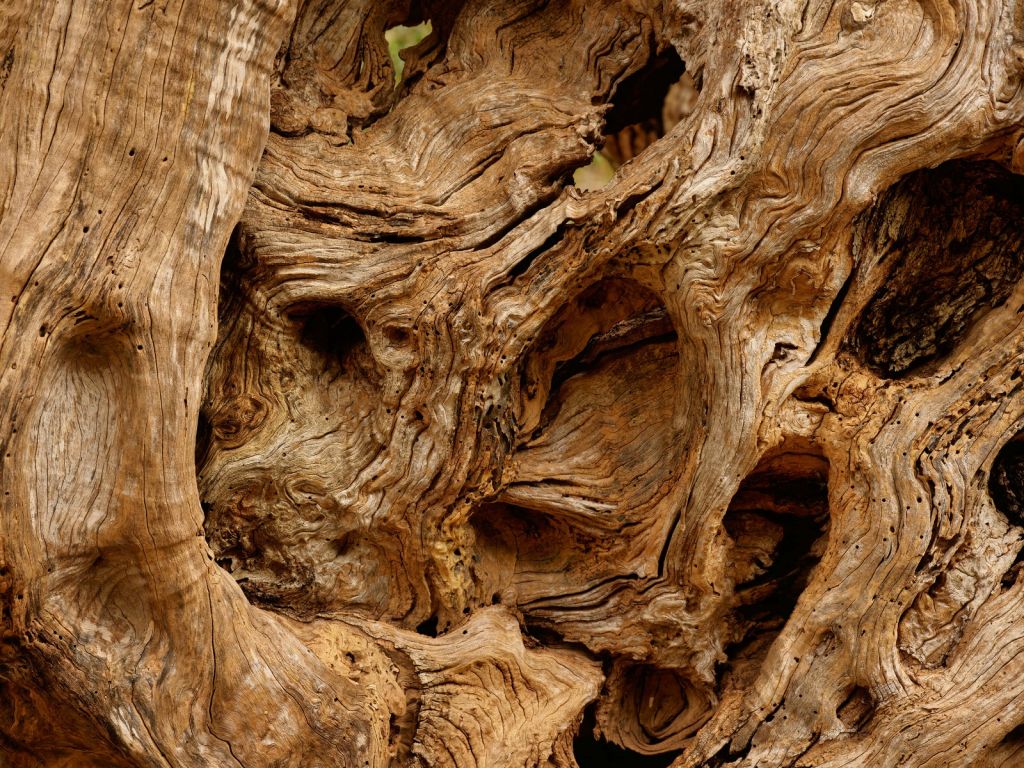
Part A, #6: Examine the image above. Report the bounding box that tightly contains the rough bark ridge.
[2,0,1024,765]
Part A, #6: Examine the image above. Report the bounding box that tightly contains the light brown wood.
[2,0,1024,765]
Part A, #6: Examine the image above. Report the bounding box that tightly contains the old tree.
[3,0,1024,765]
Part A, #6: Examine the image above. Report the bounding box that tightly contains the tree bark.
[2,0,1024,766]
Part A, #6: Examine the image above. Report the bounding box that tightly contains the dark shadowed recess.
[574,704,679,768]
[724,449,830,645]
[848,159,1024,378]
[703,450,833,763]
[604,46,685,137]
[469,278,678,611]
[594,661,713,759]
[988,722,1024,767]
[290,304,368,375]
[990,436,1024,529]
[517,277,677,439]
[574,45,687,189]
[837,685,875,731]
[471,501,603,591]
[195,225,248,471]
[989,433,1024,588]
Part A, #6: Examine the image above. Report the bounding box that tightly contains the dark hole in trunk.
[574,703,680,768]
[848,160,1024,378]
[724,450,830,640]
[989,435,1024,588]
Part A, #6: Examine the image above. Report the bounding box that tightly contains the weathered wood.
[3,0,1024,765]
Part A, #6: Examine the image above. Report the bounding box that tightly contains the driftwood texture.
[2,0,1024,765]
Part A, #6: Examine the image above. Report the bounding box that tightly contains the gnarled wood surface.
[2,0,1024,765]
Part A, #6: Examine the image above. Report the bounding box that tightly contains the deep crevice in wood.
[725,449,830,628]
[990,434,1024,590]
[836,685,875,732]
[849,160,1024,378]
[574,701,680,768]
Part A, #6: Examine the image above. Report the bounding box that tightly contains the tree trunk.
[2,0,1024,765]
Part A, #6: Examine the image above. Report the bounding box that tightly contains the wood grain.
[2,0,1024,765]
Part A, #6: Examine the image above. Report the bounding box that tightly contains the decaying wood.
[2,0,1024,765]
